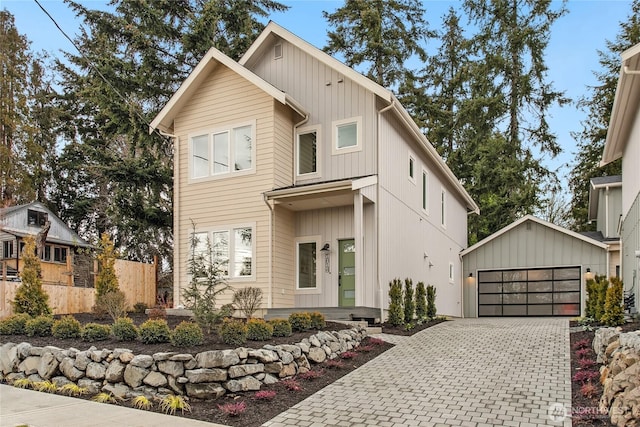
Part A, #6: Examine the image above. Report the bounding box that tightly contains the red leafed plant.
[367,337,385,346]
[218,401,247,417]
[281,378,302,391]
[299,369,324,380]
[575,348,592,359]
[572,370,600,384]
[573,339,591,350]
[580,382,599,398]
[340,351,357,359]
[356,345,375,353]
[254,390,277,401]
[577,358,596,370]
[324,359,345,369]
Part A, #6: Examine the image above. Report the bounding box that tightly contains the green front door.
[338,239,356,307]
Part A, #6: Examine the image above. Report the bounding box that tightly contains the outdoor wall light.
[466,272,476,286]
[585,267,593,281]
[320,243,330,273]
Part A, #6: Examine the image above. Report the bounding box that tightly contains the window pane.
[234,228,252,276]
[422,172,427,210]
[298,131,317,174]
[213,132,229,174]
[298,242,316,288]
[212,231,229,276]
[191,232,208,257]
[234,126,252,171]
[192,135,209,178]
[409,157,414,178]
[336,123,357,149]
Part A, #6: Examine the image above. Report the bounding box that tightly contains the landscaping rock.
[307,347,326,363]
[247,349,279,363]
[105,359,126,383]
[18,356,40,376]
[85,362,106,380]
[51,375,70,387]
[279,362,296,378]
[185,368,227,383]
[167,375,183,394]
[74,352,90,370]
[195,350,239,369]
[118,351,135,363]
[38,352,59,379]
[0,342,18,375]
[77,378,101,395]
[298,341,310,353]
[296,355,310,371]
[143,371,168,388]
[157,360,184,377]
[309,335,321,347]
[169,353,193,362]
[228,363,264,378]
[130,354,154,369]
[16,343,32,358]
[185,383,226,399]
[102,382,131,399]
[594,327,621,363]
[264,362,283,374]
[152,352,176,361]
[59,358,84,381]
[124,365,149,388]
[225,375,261,392]
[263,373,278,385]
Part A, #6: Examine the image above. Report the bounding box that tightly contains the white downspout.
[263,194,274,309]
[605,186,610,238]
[376,100,395,322]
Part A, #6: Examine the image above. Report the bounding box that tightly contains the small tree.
[95,233,119,297]
[426,284,437,319]
[586,275,609,321]
[602,277,625,326]
[415,281,427,321]
[387,278,404,326]
[403,278,415,323]
[13,235,52,316]
[233,287,263,319]
[182,225,231,333]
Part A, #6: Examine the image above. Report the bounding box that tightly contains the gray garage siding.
[462,217,607,317]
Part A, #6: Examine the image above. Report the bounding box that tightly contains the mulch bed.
[569,320,640,426]
[380,317,447,335]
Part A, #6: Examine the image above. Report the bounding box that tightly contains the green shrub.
[133,302,148,314]
[81,323,111,342]
[403,278,415,323]
[309,312,326,330]
[602,277,625,326]
[171,321,204,347]
[246,318,273,341]
[387,278,404,326]
[13,236,52,317]
[586,275,608,321]
[269,319,292,337]
[0,313,31,335]
[288,312,312,332]
[52,316,82,339]
[111,317,139,341]
[25,315,54,337]
[426,284,437,319]
[219,319,247,346]
[415,281,427,321]
[95,233,119,297]
[139,319,171,344]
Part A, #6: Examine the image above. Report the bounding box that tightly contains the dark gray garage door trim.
[478,266,581,317]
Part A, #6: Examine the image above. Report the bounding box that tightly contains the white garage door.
[478,267,581,316]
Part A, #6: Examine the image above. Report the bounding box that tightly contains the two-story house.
[601,42,640,314]
[151,23,478,320]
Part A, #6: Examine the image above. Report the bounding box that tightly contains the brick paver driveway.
[264,318,571,427]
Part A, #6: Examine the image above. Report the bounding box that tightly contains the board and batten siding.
[272,206,295,308]
[247,38,377,183]
[622,192,640,311]
[462,219,607,318]
[376,111,467,317]
[172,64,296,307]
[596,186,622,238]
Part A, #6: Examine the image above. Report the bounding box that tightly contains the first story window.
[54,247,68,263]
[190,226,253,280]
[190,122,255,180]
[2,240,14,259]
[296,239,318,289]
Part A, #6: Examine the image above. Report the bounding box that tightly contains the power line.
[33,0,172,143]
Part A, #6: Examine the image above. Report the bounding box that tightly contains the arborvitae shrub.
[52,316,82,339]
[602,277,625,326]
[95,233,119,297]
[246,318,273,341]
[415,282,427,321]
[13,236,52,317]
[0,313,31,335]
[404,278,415,323]
[387,279,404,326]
[309,312,326,329]
[288,312,312,332]
[111,317,139,341]
[25,315,54,337]
[171,321,204,347]
[219,319,247,346]
[426,284,437,319]
[269,319,292,337]
[81,323,111,342]
[139,319,171,344]
[586,275,609,321]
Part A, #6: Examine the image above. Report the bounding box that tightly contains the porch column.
[354,191,364,306]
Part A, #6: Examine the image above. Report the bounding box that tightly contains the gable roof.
[0,202,91,248]
[460,214,608,257]
[601,42,640,165]
[588,175,622,221]
[149,46,307,134]
[241,22,478,214]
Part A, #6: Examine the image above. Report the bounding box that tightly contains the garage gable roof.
[460,215,608,257]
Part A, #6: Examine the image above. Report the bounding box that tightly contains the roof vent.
[274,43,282,60]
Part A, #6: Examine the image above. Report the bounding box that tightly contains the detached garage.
[461,215,607,317]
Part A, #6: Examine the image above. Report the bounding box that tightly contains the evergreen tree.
[323,0,433,88]
[414,281,427,321]
[426,284,437,319]
[568,0,639,231]
[403,278,415,323]
[95,233,119,298]
[387,278,404,326]
[602,277,625,327]
[13,236,52,316]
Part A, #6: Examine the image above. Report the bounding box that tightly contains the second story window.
[297,126,319,177]
[332,116,362,155]
[408,153,416,183]
[27,209,48,227]
[190,121,255,180]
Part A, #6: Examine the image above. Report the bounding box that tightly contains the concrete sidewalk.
[0,385,228,427]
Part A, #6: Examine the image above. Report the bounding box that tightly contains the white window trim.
[295,235,321,295]
[295,124,321,180]
[408,152,416,184]
[422,168,429,215]
[449,262,455,283]
[188,120,257,183]
[190,223,256,282]
[331,116,362,155]
[440,187,447,229]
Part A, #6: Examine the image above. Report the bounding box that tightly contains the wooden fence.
[0,259,156,318]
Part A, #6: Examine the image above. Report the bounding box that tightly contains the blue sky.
[2,0,634,194]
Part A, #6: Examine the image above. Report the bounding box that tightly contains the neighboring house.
[0,202,92,285]
[461,215,607,317]
[150,22,478,320]
[586,175,622,279]
[601,42,640,313]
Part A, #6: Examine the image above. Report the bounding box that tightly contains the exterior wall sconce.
[320,243,330,273]
[585,267,593,281]
[466,272,475,286]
